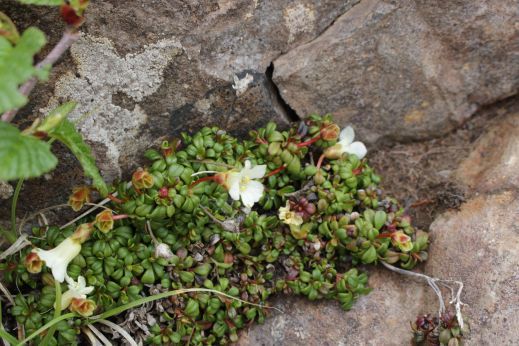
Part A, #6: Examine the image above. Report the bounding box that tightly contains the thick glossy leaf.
[49,119,108,196]
[16,0,64,5]
[0,122,57,180]
[0,27,46,113]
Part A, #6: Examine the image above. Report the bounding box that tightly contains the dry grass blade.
[95,319,138,346]
[0,234,30,261]
[82,326,103,346]
[87,324,112,346]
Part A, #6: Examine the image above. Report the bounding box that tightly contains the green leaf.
[0,122,57,180]
[0,27,46,113]
[41,281,62,346]
[49,119,108,196]
[0,11,20,44]
[37,101,77,133]
[16,0,64,5]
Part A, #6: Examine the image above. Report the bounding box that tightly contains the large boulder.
[273,0,518,143]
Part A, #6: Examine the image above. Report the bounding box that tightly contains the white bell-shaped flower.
[33,237,82,283]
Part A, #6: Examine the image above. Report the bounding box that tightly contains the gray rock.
[426,191,519,346]
[273,0,519,143]
[455,111,519,193]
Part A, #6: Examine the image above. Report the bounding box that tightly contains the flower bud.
[68,186,91,211]
[323,144,343,160]
[94,210,114,233]
[132,168,154,189]
[314,171,326,185]
[320,124,340,141]
[69,298,96,317]
[25,252,43,274]
[71,223,94,243]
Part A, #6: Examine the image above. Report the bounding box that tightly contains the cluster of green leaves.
[2,116,430,345]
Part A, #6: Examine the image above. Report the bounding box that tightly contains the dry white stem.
[82,327,103,346]
[145,221,159,245]
[61,182,132,230]
[191,170,218,177]
[0,280,15,305]
[60,197,112,229]
[381,261,465,329]
[0,234,30,261]
[96,319,138,346]
[199,205,239,232]
[87,324,112,346]
[17,204,69,234]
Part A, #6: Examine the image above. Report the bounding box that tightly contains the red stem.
[107,194,124,204]
[297,135,321,148]
[190,175,218,189]
[112,214,129,221]
[316,154,326,170]
[1,29,81,122]
[352,167,363,175]
[266,165,286,177]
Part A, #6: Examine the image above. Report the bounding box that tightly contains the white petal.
[241,180,264,208]
[77,276,86,288]
[51,264,68,283]
[244,160,252,169]
[65,275,75,286]
[59,290,75,310]
[245,164,266,179]
[227,172,241,201]
[339,126,355,144]
[82,286,94,295]
[344,141,367,159]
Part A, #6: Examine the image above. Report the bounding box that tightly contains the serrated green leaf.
[0,122,57,180]
[0,27,46,114]
[16,0,64,6]
[49,119,108,196]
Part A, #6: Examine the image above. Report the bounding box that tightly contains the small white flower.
[278,201,303,226]
[33,237,82,283]
[225,160,266,208]
[325,126,367,159]
[58,275,94,310]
